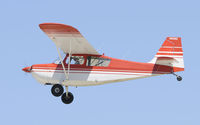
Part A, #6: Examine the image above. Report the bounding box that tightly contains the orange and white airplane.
[22,23,184,104]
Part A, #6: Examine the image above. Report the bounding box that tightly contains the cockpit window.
[66,56,85,65]
[87,56,111,67]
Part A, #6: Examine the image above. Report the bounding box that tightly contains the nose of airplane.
[22,66,32,73]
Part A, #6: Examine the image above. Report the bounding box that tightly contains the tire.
[51,84,64,97]
[61,92,74,104]
[177,76,182,81]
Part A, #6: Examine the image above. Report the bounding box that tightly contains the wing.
[39,23,100,55]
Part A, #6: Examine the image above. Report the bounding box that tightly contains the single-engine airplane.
[22,23,184,104]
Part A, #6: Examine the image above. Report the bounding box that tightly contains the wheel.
[61,92,74,104]
[51,84,64,97]
[177,76,182,81]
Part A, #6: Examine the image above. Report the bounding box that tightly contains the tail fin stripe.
[155,55,183,58]
[159,48,183,52]
[161,46,182,48]
[157,51,183,54]
[157,53,183,56]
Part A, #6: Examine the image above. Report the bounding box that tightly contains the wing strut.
[67,40,71,80]
[56,45,69,81]
[55,39,72,82]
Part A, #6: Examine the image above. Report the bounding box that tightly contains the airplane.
[22,23,184,104]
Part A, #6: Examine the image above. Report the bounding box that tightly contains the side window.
[87,56,111,67]
[66,56,85,65]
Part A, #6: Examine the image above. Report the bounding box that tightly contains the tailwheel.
[172,72,183,81]
[61,92,74,104]
[177,76,182,81]
[51,84,64,97]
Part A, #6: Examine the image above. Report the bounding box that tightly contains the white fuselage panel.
[31,69,159,86]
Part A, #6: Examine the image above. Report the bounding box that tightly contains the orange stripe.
[156,53,183,56]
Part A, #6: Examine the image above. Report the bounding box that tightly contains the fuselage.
[23,54,183,86]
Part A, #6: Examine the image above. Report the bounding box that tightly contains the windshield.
[53,58,62,64]
[53,52,66,64]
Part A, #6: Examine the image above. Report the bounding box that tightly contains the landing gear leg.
[61,86,74,104]
[172,72,182,81]
[65,86,68,96]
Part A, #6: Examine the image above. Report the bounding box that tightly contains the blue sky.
[0,0,199,124]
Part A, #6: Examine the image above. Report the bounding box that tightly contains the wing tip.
[39,23,79,33]
[39,22,67,27]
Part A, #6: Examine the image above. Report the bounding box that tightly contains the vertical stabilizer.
[149,37,184,72]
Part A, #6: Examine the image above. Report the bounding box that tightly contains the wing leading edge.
[39,23,100,55]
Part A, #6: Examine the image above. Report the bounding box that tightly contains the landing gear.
[51,85,74,104]
[172,72,182,81]
[61,92,74,104]
[177,76,182,81]
[51,84,64,97]
[61,86,74,104]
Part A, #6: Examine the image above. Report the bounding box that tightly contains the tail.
[149,37,184,72]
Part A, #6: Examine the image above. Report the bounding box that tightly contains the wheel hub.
[55,88,60,93]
